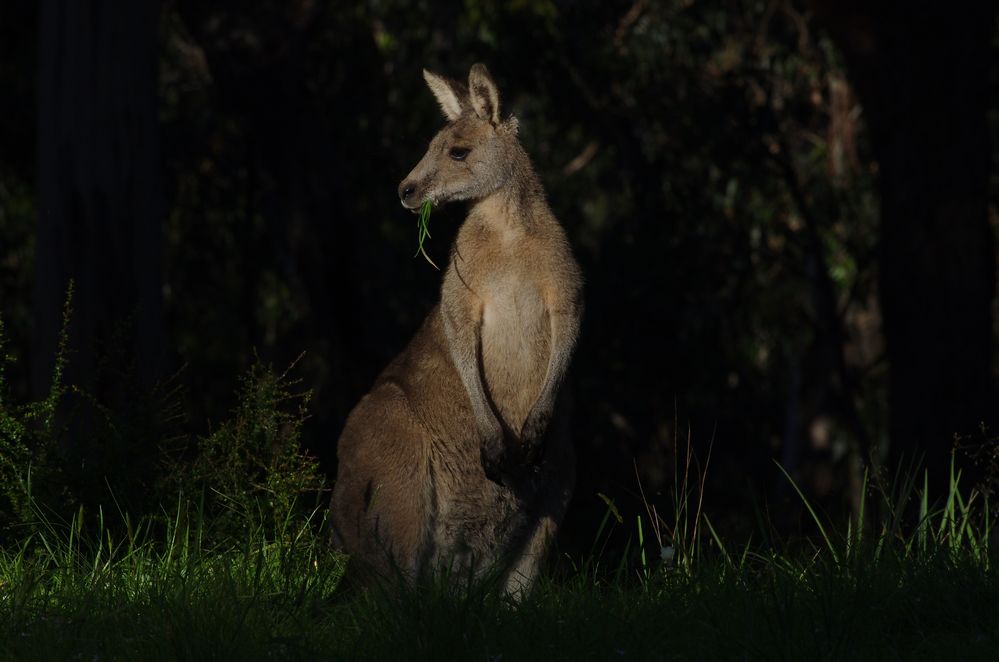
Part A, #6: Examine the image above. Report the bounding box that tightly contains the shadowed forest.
[1,0,998,559]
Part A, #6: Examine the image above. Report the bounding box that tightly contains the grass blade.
[414,200,440,270]
[774,461,840,565]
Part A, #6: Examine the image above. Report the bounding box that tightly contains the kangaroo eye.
[448,147,470,161]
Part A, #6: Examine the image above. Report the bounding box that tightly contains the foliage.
[0,291,71,533]
[0,295,323,547]
[160,357,325,545]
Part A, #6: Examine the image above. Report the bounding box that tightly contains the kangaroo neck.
[468,153,546,234]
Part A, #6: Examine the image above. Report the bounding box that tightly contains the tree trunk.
[33,1,164,405]
[813,1,996,486]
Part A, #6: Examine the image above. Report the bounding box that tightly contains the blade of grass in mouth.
[415,200,439,270]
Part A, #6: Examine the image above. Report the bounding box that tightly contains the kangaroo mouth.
[400,196,429,211]
[403,196,435,213]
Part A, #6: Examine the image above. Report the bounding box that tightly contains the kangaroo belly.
[480,277,550,432]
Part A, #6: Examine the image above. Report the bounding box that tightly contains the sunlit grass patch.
[1,463,998,661]
[1,416,997,661]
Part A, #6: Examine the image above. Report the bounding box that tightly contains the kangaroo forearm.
[441,304,500,437]
[522,306,580,443]
[456,353,500,437]
[537,306,581,407]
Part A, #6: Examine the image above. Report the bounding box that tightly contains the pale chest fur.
[452,222,554,433]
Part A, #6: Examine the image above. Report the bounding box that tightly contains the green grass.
[2,535,996,660]
[414,200,439,270]
[2,466,998,661]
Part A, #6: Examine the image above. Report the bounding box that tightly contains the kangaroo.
[330,63,582,595]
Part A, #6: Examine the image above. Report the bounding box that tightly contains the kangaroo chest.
[477,260,551,433]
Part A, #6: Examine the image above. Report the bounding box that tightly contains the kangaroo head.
[398,63,521,209]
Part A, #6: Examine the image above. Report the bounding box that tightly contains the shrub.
[0,297,70,535]
[160,356,325,545]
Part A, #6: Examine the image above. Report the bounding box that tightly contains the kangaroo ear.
[468,63,501,125]
[423,69,466,121]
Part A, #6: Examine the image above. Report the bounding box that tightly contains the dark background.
[1,0,997,550]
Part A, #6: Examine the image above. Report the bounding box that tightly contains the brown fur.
[330,63,582,595]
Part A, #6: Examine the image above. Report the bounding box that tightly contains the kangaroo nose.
[399,182,415,202]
